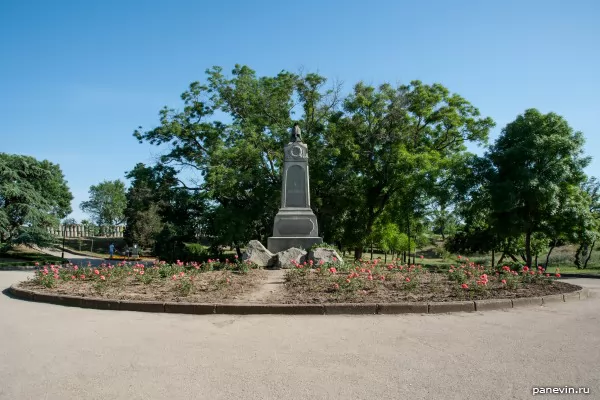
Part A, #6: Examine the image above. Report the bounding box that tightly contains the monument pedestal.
[267,141,322,253]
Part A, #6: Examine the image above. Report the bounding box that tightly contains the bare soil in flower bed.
[266,268,582,304]
[19,268,267,303]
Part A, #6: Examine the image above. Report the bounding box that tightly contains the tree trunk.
[525,230,532,268]
[584,239,596,269]
[491,249,495,268]
[497,252,505,266]
[575,244,584,269]
[544,240,556,268]
[508,253,519,263]
[384,252,387,263]
[370,242,373,260]
[354,247,363,260]
[235,245,242,259]
[534,254,538,268]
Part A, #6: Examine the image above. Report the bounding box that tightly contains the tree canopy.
[134,65,494,258]
[0,153,72,252]
[80,180,127,226]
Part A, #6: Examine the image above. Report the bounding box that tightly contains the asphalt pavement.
[0,271,598,400]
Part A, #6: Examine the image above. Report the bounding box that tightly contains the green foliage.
[80,180,127,226]
[0,153,73,252]
[449,109,590,269]
[133,66,494,259]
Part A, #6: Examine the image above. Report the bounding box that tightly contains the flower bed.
[20,258,264,303]
[271,257,579,304]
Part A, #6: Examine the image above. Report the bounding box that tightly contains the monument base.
[267,237,323,253]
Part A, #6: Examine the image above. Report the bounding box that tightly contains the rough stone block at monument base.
[267,237,323,253]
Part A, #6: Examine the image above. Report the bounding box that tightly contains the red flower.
[100,276,105,281]
[329,267,337,274]
[501,279,507,284]
[380,276,385,281]
[461,283,468,289]
[555,273,561,278]
[94,269,99,275]
[546,273,550,277]
[523,266,529,272]
[367,275,373,281]
[405,277,411,282]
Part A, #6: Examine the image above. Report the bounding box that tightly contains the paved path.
[1,272,599,400]
[35,247,146,268]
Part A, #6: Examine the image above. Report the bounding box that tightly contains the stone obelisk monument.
[267,123,323,253]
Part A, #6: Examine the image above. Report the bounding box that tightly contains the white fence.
[48,225,125,238]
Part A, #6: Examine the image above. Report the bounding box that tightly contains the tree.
[486,109,589,268]
[0,153,72,252]
[573,177,600,269]
[80,180,127,227]
[134,66,493,258]
[123,163,177,249]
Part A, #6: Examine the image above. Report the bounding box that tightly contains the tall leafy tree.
[80,180,127,227]
[0,153,72,252]
[326,81,493,258]
[486,109,589,268]
[134,66,492,258]
[123,164,176,248]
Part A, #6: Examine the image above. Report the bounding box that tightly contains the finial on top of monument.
[291,122,302,142]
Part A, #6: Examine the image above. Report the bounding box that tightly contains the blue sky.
[1,0,599,222]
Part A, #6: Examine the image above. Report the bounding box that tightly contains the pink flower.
[329,267,337,274]
[461,283,468,289]
[332,257,337,262]
[100,276,105,281]
[380,276,385,281]
[333,283,339,290]
[53,274,59,279]
[419,255,424,259]
[139,270,145,275]
[71,275,75,280]
[34,262,39,266]
[367,275,373,281]
[80,274,85,280]
[501,279,507,284]
[346,278,351,283]
[555,273,561,278]
[73,265,79,271]
[405,277,411,282]
[234,255,239,259]
[523,266,529,272]
[172,275,177,280]
[546,273,550,277]
[94,269,99,275]
[319,260,325,265]
[179,272,185,277]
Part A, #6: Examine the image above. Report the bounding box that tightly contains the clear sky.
[1,0,599,222]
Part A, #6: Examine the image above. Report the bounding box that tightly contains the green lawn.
[0,246,65,268]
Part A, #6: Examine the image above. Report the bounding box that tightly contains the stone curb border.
[7,285,590,315]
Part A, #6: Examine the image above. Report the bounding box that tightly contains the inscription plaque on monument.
[285,165,306,207]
